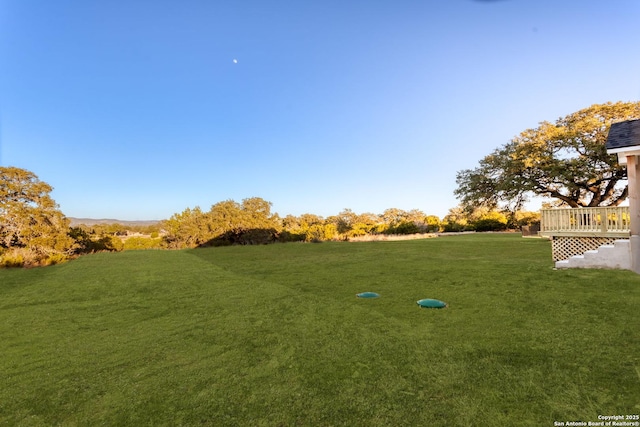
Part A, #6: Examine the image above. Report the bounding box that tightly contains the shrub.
[123,237,163,250]
[278,230,305,242]
[0,250,25,268]
[305,224,337,242]
[42,253,69,266]
[385,221,420,235]
[443,221,466,232]
[0,247,57,268]
[472,218,508,232]
[425,215,441,233]
[93,236,124,252]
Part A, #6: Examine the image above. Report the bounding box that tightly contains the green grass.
[1,234,639,426]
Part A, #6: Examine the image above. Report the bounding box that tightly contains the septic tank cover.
[356,292,380,298]
[416,299,447,308]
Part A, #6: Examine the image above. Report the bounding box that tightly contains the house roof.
[606,119,640,150]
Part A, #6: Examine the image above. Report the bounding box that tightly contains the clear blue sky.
[2,0,639,220]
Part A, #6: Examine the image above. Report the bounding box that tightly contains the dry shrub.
[0,247,69,268]
[347,233,437,242]
[1,248,35,268]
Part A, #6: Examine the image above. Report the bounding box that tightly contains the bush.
[305,224,337,242]
[95,236,124,252]
[443,222,466,232]
[0,250,25,268]
[123,237,163,250]
[385,221,421,235]
[425,215,441,233]
[472,218,508,232]
[0,247,69,268]
[278,230,305,243]
[42,253,69,266]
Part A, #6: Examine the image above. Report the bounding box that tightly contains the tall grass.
[1,234,638,426]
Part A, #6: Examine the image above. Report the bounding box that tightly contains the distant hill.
[68,218,162,227]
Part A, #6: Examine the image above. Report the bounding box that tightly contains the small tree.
[162,206,212,248]
[305,223,337,242]
[442,206,470,232]
[425,215,441,232]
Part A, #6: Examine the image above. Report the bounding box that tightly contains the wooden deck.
[540,207,630,261]
[540,207,630,238]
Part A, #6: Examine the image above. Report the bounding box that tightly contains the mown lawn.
[1,234,639,426]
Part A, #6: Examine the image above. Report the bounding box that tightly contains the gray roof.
[606,119,640,150]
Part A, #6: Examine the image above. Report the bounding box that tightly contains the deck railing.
[540,207,630,237]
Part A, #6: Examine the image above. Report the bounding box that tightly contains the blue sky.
[1,0,639,220]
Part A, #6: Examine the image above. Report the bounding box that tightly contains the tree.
[281,213,327,242]
[0,167,75,265]
[332,209,358,234]
[380,208,408,227]
[350,212,384,236]
[380,208,428,234]
[305,223,337,242]
[425,215,441,232]
[455,102,640,210]
[442,206,470,232]
[240,197,280,231]
[162,206,213,248]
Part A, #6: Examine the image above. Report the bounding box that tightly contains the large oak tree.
[0,167,75,263]
[455,102,640,210]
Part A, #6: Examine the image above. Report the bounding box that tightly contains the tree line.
[160,200,537,249]
[0,166,537,267]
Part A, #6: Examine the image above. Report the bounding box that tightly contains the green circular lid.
[416,298,447,308]
[356,292,380,298]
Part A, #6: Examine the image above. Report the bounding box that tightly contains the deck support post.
[626,155,640,273]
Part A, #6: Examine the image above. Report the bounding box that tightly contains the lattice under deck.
[551,236,618,262]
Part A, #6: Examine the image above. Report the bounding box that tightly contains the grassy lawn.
[1,234,639,426]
